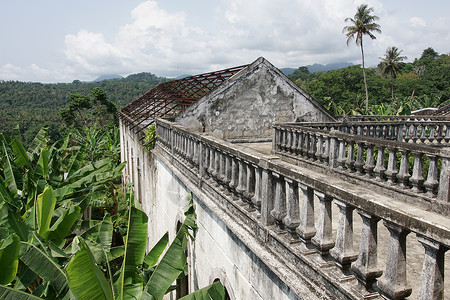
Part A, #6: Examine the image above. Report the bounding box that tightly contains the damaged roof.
[119,64,248,133]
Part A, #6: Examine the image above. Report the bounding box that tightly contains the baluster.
[243,163,255,210]
[336,138,346,170]
[330,200,358,270]
[199,142,207,179]
[378,221,412,299]
[417,235,448,300]
[351,211,382,290]
[424,154,439,197]
[309,133,317,160]
[297,131,304,155]
[281,129,287,152]
[296,183,316,251]
[322,136,330,165]
[260,169,274,226]
[283,178,300,242]
[410,152,424,193]
[235,159,247,201]
[286,129,293,152]
[292,130,298,154]
[212,149,220,179]
[438,149,450,202]
[315,134,323,162]
[304,132,310,158]
[251,164,262,212]
[192,140,199,167]
[311,192,334,256]
[397,150,411,188]
[328,133,339,168]
[373,146,386,181]
[354,142,365,175]
[346,140,356,172]
[271,173,287,232]
[229,156,238,194]
[224,154,232,192]
[207,146,215,176]
[363,144,375,178]
[385,147,398,185]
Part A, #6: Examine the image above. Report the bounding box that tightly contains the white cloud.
[410,17,426,27]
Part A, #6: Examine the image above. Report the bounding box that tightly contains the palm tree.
[343,4,381,111]
[379,46,407,100]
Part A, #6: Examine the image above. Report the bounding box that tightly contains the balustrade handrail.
[153,118,450,299]
[336,115,449,122]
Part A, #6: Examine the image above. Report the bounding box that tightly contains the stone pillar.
[351,211,382,289]
[417,235,448,300]
[283,178,300,241]
[330,200,357,270]
[311,192,334,256]
[363,144,375,178]
[229,156,238,193]
[271,172,286,232]
[378,221,412,299]
[243,163,255,210]
[385,147,398,185]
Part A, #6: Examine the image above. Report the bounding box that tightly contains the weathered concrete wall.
[120,121,304,299]
[176,57,334,142]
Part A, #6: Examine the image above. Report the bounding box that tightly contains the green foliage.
[0,73,169,146]
[288,48,449,116]
[143,125,157,152]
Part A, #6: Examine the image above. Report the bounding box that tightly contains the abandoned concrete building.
[119,57,450,299]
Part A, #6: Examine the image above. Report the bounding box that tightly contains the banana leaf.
[36,185,56,237]
[11,139,31,169]
[143,232,168,269]
[2,141,18,193]
[145,199,197,300]
[117,206,148,300]
[27,127,49,159]
[42,205,81,245]
[179,281,226,300]
[66,240,113,300]
[20,240,69,298]
[0,234,20,284]
[0,284,44,300]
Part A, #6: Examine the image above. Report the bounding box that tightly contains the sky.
[0,0,448,83]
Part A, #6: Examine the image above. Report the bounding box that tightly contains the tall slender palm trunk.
[360,40,369,111]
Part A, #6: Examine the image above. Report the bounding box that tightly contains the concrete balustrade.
[287,120,450,145]
[273,123,450,215]
[154,118,450,300]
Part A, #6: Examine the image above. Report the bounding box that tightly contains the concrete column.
[354,142,365,175]
[283,178,300,241]
[378,221,412,299]
[260,168,274,226]
[311,191,334,256]
[207,147,215,176]
[315,134,323,160]
[351,210,382,289]
[328,133,338,168]
[296,183,316,245]
[330,199,357,270]
[336,138,346,170]
[235,159,246,196]
[417,235,448,300]
[270,172,286,232]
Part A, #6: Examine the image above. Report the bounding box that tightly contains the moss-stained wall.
[176,57,334,141]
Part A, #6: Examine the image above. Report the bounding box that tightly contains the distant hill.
[94,74,124,81]
[281,62,354,76]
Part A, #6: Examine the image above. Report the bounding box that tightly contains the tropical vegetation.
[343,3,382,110]
[0,125,225,299]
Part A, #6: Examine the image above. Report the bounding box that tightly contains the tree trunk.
[360,40,369,111]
